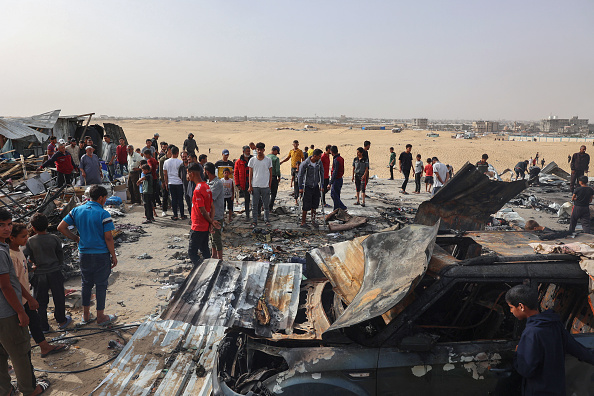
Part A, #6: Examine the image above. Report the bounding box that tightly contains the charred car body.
[161,163,594,395]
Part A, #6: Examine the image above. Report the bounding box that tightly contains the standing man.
[362,141,371,198]
[476,153,489,174]
[398,144,413,194]
[388,147,396,180]
[101,135,117,181]
[158,144,171,216]
[320,145,331,208]
[183,133,198,157]
[179,151,192,215]
[163,146,185,221]
[143,150,161,209]
[234,146,252,221]
[46,136,57,158]
[248,142,272,227]
[116,137,128,175]
[249,142,257,156]
[570,145,590,193]
[267,146,281,212]
[432,157,449,196]
[204,163,224,259]
[329,145,347,211]
[569,175,593,234]
[39,141,77,187]
[352,147,369,206]
[298,149,324,228]
[280,140,304,205]
[126,145,143,204]
[151,133,160,152]
[144,139,156,157]
[214,149,234,179]
[198,154,208,181]
[79,146,103,185]
[187,163,220,264]
[58,185,117,326]
[414,154,424,194]
[66,138,81,168]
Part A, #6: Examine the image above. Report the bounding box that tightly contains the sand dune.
[108,119,584,179]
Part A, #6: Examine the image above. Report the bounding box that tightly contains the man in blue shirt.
[58,185,117,326]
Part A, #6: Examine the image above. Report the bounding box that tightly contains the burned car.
[208,227,594,396]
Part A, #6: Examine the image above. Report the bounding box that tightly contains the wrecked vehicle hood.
[414,162,527,231]
[310,222,439,332]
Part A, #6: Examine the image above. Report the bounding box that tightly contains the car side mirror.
[398,335,436,352]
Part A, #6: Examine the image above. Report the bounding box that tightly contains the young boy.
[24,213,71,332]
[414,154,423,194]
[569,175,593,233]
[424,158,434,193]
[352,147,369,207]
[9,223,68,358]
[222,168,234,223]
[506,285,594,395]
[0,209,51,396]
[137,164,154,224]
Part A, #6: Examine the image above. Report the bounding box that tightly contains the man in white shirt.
[163,145,186,220]
[248,142,272,227]
[126,145,143,204]
[432,156,449,196]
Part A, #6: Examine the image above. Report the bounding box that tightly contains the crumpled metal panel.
[327,222,439,331]
[92,319,226,396]
[12,109,60,129]
[414,162,527,231]
[161,259,301,337]
[308,235,369,305]
[0,118,49,143]
[541,161,571,181]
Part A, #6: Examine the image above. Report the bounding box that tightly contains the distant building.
[541,116,589,134]
[412,118,428,129]
[472,121,499,133]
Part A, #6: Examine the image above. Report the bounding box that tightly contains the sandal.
[36,379,50,394]
[58,315,72,330]
[171,216,179,221]
[41,344,70,358]
[81,315,96,325]
[98,314,118,327]
[354,202,360,205]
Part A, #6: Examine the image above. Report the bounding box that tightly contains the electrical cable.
[37,324,140,346]
[34,355,117,374]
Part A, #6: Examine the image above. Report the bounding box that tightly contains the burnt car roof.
[414,162,527,231]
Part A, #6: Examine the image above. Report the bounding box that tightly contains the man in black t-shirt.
[570,175,593,233]
[398,144,413,194]
[476,153,489,174]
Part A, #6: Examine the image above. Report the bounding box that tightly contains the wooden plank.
[1,164,21,178]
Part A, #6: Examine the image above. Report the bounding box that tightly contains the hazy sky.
[1,0,592,120]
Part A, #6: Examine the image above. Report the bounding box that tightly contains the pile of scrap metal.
[94,164,594,395]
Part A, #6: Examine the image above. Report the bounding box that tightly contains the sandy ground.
[23,120,582,394]
[111,119,584,180]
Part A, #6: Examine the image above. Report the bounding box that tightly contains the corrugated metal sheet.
[414,162,527,231]
[0,118,48,142]
[161,259,301,337]
[92,319,226,396]
[12,109,60,130]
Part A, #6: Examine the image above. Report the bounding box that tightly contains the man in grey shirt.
[102,135,117,181]
[80,145,103,185]
[204,163,225,259]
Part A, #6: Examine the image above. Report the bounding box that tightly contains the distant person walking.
[398,144,413,194]
[183,133,198,157]
[570,145,590,193]
[569,175,593,234]
[58,185,117,326]
[541,158,546,168]
[388,147,396,180]
[329,145,347,210]
[413,154,423,194]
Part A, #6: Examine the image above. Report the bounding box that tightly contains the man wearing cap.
[79,146,103,185]
[214,149,234,179]
[127,145,143,204]
[39,141,78,187]
[102,135,117,181]
[151,133,160,151]
[267,146,281,211]
[183,133,198,157]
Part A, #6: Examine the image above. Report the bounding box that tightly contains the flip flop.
[58,315,72,330]
[40,344,70,358]
[98,314,118,327]
[36,379,50,394]
[81,315,96,325]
